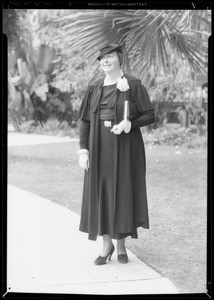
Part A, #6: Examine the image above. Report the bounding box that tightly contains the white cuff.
[77,149,89,155]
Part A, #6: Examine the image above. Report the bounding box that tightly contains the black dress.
[98,84,123,239]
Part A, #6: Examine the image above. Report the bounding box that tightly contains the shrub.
[142,124,207,149]
[20,117,78,138]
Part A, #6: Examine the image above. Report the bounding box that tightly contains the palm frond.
[56,9,210,83]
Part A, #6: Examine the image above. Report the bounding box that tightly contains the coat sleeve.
[78,85,93,150]
[132,80,154,113]
[129,80,155,129]
[78,85,93,121]
[130,109,155,129]
[79,120,90,150]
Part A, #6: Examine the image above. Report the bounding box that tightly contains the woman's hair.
[116,51,123,66]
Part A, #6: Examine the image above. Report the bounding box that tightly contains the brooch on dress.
[117,76,130,92]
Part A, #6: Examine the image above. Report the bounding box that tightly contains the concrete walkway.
[7,131,78,147]
[7,132,178,295]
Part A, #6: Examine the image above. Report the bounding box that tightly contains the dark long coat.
[79,73,154,240]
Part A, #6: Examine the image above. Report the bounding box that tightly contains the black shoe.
[94,245,115,265]
[118,253,128,264]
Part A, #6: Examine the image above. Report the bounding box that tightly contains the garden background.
[4,9,211,293]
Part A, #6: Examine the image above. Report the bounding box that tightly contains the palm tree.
[56,9,211,87]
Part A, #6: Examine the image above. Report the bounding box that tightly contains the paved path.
[7,132,78,147]
[7,132,178,295]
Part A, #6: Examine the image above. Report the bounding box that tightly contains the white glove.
[77,149,89,171]
[110,120,131,135]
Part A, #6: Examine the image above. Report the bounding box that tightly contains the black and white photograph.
[3,3,211,297]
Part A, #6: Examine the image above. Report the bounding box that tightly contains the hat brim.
[97,45,122,61]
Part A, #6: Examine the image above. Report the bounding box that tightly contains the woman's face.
[99,51,121,73]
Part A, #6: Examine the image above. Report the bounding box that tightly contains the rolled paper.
[123,101,129,121]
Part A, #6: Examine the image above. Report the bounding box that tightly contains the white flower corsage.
[117,76,130,92]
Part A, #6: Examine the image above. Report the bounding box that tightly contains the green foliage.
[5,9,210,150]
[6,9,96,128]
[29,10,95,94]
[50,49,92,97]
[33,82,49,101]
[8,109,23,132]
[148,57,208,130]
[56,9,211,86]
[30,85,79,126]
[19,117,78,138]
[3,9,26,48]
[143,124,207,148]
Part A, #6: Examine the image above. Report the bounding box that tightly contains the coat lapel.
[90,78,104,112]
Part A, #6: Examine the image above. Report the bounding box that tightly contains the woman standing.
[77,43,155,265]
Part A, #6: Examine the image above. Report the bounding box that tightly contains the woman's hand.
[77,149,90,171]
[111,120,131,135]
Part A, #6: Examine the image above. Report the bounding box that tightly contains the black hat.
[97,43,123,61]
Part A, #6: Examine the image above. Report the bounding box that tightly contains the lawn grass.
[8,142,207,293]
